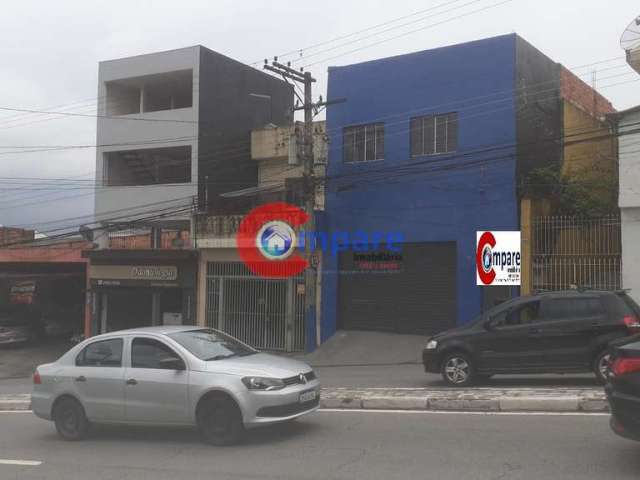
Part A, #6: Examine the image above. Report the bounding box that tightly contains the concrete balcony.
[194,214,244,248]
[251,121,327,164]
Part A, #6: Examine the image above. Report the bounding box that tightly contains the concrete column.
[520,198,533,295]
[84,263,92,338]
[139,86,145,113]
[152,292,161,326]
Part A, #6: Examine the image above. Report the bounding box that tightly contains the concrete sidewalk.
[1,387,608,413]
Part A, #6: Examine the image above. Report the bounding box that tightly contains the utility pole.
[263,59,319,348]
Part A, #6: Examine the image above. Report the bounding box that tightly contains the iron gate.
[205,262,305,351]
[532,214,621,291]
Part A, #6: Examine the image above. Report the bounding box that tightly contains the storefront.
[85,250,197,335]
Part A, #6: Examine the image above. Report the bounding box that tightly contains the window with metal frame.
[131,337,183,369]
[343,123,384,163]
[75,338,123,367]
[410,112,458,157]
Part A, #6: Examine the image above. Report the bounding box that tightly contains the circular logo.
[482,244,493,273]
[476,231,497,285]
[256,221,297,260]
[236,202,309,278]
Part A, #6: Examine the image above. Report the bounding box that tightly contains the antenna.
[620,14,640,51]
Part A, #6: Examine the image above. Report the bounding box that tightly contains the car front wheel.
[53,397,89,441]
[197,396,244,446]
[441,353,475,387]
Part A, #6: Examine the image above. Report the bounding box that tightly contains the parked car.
[422,290,640,387]
[42,305,82,339]
[32,326,320,445]
[605,335,640,442]
[0,306,40,346]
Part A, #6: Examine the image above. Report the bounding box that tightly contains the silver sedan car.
[32,326,320,445]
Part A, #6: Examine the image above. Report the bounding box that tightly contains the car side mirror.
[159,357,185,371]
[484,320,496,331]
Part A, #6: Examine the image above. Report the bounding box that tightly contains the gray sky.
[0,0,638,231]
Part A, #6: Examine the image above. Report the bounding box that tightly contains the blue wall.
[320,35,520,342]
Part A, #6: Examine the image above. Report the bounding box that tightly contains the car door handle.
[74,376,86,382]
[125,378,138,386]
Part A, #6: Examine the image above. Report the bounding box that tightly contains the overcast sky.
[0,0,638,231]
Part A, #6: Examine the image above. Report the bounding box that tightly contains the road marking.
[0,459,42,466]
[319,408,609,416]
[0,410,32,414]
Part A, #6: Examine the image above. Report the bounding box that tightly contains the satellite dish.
[621,15,640,51]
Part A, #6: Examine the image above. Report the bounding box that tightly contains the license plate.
[299,390,317,403]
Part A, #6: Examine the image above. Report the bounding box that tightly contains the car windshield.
[168,329,257,361]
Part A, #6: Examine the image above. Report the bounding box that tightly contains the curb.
[0,394,31,411]
[0,390,610,414]
[320,388,609,413]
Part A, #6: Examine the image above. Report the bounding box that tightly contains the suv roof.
[534,289,626,297]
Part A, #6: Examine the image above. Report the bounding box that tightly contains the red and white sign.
[476,231,521,286]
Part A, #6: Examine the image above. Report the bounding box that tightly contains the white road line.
[318,408,609,416]
[0,410,32,414]
[0,459,42,466]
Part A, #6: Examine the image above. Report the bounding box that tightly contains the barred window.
[410,112,458,157]
[344,123,384,163]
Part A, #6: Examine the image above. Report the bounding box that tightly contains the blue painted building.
[318,34,562,342]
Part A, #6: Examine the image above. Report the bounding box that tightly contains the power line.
[251,0,471,65]
[303,0,515,68]
[0,106,198,124]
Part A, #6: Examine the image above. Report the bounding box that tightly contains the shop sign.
[9,281,36,304]
[130,266,177,281]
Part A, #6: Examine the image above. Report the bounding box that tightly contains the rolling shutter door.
[337,242,457,335]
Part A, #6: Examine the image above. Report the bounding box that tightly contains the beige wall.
[561,100,616,180]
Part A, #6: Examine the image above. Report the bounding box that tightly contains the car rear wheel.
[197,396,244,446]
[594,350,611,383]
[441,353,475,387]
[53,397,89,441]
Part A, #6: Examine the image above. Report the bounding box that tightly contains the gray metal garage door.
[338,242,457,335]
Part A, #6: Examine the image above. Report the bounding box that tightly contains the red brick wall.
[560,67,616,117]
[0,227,34,246]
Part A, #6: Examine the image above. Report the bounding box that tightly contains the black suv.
[422,290,640,386]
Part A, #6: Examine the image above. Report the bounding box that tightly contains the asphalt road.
[0,410,638,479]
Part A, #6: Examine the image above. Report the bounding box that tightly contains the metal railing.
[195,215,244,238]
[532,214,622,291]
[108,227,190,249]
[205,262,305,352]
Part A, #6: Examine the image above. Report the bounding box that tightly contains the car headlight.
[241,376,285,391]
[425,340,438,350]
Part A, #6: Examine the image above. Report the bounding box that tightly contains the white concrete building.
[618,105,640,301]
[617,23,640,301]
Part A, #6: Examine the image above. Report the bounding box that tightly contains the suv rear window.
[617,293,640,316]
[542,297,604,320]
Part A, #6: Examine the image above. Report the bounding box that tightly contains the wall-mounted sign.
[476,231,521,286]
[130,266,177,281]
[9,281,36,304]
[90,265,179,287]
